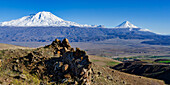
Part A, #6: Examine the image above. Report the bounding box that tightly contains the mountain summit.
[0,11,96,27]
[115,21,151,32]
[115,21,138,28]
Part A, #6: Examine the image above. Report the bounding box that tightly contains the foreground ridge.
[0,39,165,85]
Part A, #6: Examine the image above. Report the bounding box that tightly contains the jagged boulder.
[61,47,92,84]
[62,38,71,48]
[62,64,69,72]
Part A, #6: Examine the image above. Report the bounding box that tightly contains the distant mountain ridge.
[0,25,169,45]
[0,26,158,42]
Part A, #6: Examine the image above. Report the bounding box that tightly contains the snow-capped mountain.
[115,21,138,28]
[115,21,151,32]
[0,11,97,27]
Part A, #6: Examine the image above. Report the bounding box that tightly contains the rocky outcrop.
[11,38,92,84]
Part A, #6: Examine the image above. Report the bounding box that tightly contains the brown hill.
[112,61,170,84]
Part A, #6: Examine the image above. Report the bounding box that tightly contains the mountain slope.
[0,11,96,27]
[115,21,151,32]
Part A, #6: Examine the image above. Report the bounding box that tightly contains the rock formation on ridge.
[11,38,92,84]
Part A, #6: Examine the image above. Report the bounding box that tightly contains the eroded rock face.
[12,38,92,84]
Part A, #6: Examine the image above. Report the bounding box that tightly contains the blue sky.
[0,0,170,34]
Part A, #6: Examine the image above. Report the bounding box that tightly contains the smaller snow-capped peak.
[115,21,138,28]
[114,21,153,32]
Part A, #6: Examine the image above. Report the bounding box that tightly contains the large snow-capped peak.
[0,11,96,27]
[32,11,64,22]
[115,21,138,28]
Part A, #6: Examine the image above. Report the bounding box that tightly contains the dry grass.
[89,55,122,67]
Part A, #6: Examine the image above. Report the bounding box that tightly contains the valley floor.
[2,39,170,58]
